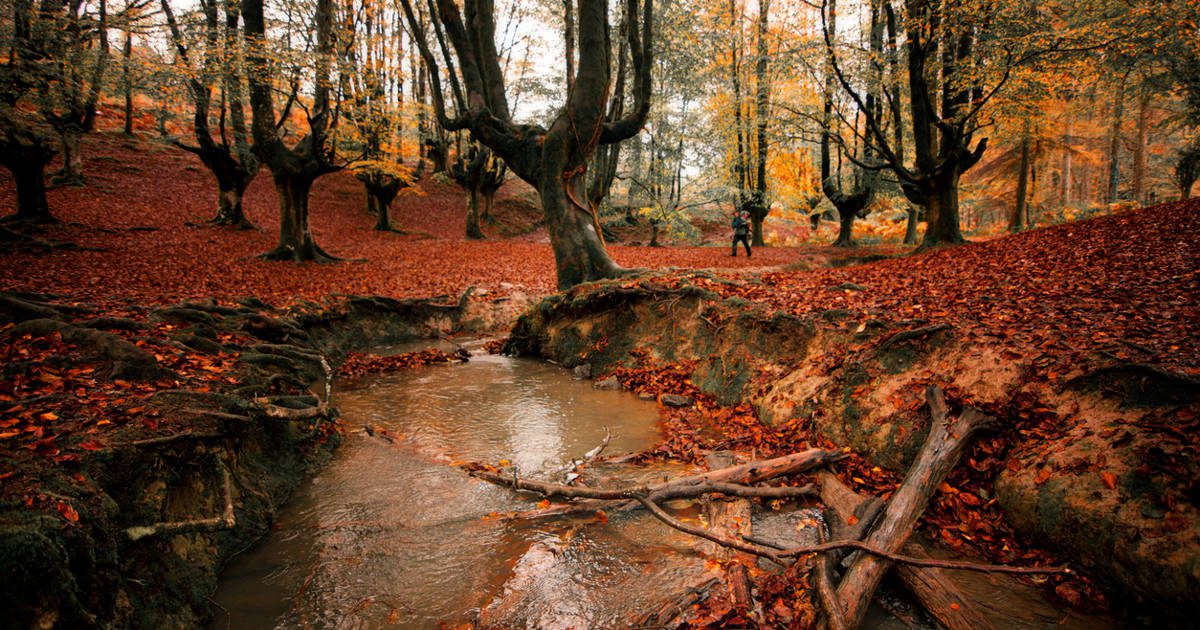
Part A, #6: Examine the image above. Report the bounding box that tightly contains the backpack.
[733,217,749,236]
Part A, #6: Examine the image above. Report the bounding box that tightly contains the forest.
[0,0,1198,628]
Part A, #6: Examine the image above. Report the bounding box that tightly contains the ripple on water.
[211,354,716,629]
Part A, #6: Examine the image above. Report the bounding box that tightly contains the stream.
[210,345,1110,629]
[211,347,721,628]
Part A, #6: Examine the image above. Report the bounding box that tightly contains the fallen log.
[704,452,758,620]
[820,471,996,630]
[833,385,998,630]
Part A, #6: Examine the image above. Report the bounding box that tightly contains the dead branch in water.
[820,471,997,630]
[832,385,998,630]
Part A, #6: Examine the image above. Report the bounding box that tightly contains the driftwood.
[466,448,834,519]
[816,528,848,630]
[821,471,996,630]
[125,463,235,542]
[832,386,998,630]
[704,452,758,619]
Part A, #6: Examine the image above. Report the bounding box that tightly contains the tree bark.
[920,169,966,246]
[903,205,919,244]
[820,472,997,630]
[260,174,332,261]
[1132,89,1151,204]
[1010,133,1031,233]
[53,129,85,186]
[123,28,134,136]
[749,0,771,247]
[1106,78,1126,204]
[3,156,56,223]
[833,386,996,629]
[466,187,485,239]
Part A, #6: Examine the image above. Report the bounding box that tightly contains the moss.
[0,526,91,628]
[697,356,752,406]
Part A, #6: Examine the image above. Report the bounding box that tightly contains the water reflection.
[210,353,696,629]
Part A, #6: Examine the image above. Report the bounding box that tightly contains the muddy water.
[210,352,715,629]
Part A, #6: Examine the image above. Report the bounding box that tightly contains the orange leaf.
[56,501,79,523]
[536,499,550,509]
[1100,472,1117,490]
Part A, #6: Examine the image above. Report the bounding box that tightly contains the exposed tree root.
[124,461,235,542]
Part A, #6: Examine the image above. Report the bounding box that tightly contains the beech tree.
[161,0,260,228]
[1,1,60,222]
[401,0,654,289]
[340,0,422,233]
[819,0,883,248]
[242,0,342,260]
[38,0,113,186]
[450,141,506,239]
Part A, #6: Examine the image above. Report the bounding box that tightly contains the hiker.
[731,211,751,257]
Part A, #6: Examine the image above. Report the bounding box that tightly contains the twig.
[252,397,330,420]
[123,431,226,448]
[125,462,236,541]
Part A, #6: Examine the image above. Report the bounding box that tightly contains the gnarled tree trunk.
[262,174,331,261]
[1,147,56,223]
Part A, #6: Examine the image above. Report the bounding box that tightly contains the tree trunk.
[1010,135,1031,233]
[123,28,134,136]
[481,188,496,223]
[54,130,85,186]
[209,163,255,228]
[750,211,765,246]
[373,193,393,231]
[1132,90,1151,205]
[920,170,965,248]
[1106,80,1126,204]
[540,172,623,289]
[3,158,55,223]
[834,207,857,247]
[260,175,330,261]
[903,205,919,244]
[466,187,485,239]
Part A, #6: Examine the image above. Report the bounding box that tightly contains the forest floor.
[1,132,1197,626]
[0,133,895,308]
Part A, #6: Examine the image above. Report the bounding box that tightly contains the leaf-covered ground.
[2,132,1196,625]
[0,134,858,307]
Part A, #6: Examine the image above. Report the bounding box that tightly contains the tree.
[340,0,422,233]
[401,0,654,289]
[450,141,506,239]
[161,0,260,228]
[242,0,342,261]
[37,0,113,186]
[820,0,882,248]
[0,1,61,222]
[823,0,1071,249]
[745,0,771,247]
[1175,141,1200,201]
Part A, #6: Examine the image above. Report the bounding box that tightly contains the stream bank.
[0,288,535,628]
[504,275,1200,623]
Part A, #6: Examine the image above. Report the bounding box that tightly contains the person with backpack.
[731,211,751,257]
